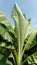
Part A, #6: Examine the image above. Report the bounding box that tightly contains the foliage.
[0,3,37,65]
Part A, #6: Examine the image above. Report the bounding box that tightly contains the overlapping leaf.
[0,3,37,65]
[27,52,37,65]
[0,11,17,50]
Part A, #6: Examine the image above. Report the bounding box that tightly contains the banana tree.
[0,3,37,65]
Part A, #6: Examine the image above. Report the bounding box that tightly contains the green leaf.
[0,11,17,50]
[0,11,13,31]
[27,52,37,65]
[23,52,37,65]
[0,54,12,65]
[0,35,15,50]
[0,25,12,42]
[24,44,37,56]
[11,3,30,53]
[0,11,16,41]
[0,3,37,65]
[25,28,37,50]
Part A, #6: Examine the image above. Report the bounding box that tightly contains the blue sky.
[0,0,37,30]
